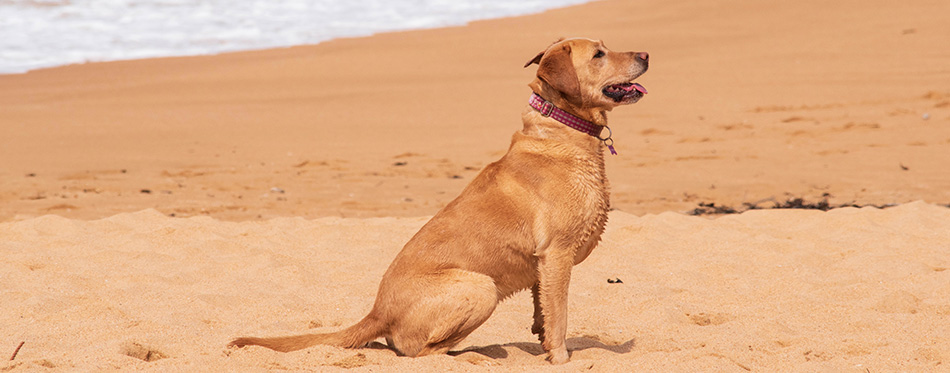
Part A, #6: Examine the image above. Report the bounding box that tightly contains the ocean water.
[0,0,591,74]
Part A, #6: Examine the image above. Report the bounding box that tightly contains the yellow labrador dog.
[230,38,648,364]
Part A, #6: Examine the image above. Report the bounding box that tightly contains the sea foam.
[0,0,590,74]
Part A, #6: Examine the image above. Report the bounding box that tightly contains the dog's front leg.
[536,249,575,364]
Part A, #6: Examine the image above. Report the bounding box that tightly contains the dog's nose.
[636,52,649,62]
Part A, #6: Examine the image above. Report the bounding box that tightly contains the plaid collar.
[528,93,617,155]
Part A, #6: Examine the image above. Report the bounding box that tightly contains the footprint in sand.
[121,342,168,362]
[685,312,732,326]
[872,290,920,314]
[331,352,371,368]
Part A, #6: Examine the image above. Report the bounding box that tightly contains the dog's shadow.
[447,336,635,360]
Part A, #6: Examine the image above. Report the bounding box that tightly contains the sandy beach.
[1,0,949,370]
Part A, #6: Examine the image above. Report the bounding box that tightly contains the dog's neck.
[527,81,610,126]
[525,92,617,155]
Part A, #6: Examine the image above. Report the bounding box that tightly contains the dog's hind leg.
[530,282,545,343]
[388,269,498,357]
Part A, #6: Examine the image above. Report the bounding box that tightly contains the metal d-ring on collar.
[596,126,616,155]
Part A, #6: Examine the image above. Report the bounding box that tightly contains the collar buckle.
[539,100,555,117]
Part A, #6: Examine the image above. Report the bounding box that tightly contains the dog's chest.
[567,155,610,264]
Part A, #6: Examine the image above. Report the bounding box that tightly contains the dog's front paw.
[546,347,570,364]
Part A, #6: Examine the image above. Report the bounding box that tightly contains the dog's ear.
[524,38,566,67]
[524,51,544,68]
[536,43,581,103]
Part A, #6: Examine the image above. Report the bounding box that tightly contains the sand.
[1,0,949,370]
[3,204,949,371]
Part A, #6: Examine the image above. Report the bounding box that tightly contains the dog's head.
[525,38,648,111]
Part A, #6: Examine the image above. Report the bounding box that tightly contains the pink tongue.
[626,83,647,94]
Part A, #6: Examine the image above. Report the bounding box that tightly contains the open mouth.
[603,82,648,103]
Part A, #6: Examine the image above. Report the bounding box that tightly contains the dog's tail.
[228,315,385,353]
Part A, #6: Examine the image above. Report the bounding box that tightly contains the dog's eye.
[593,50,605,59]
